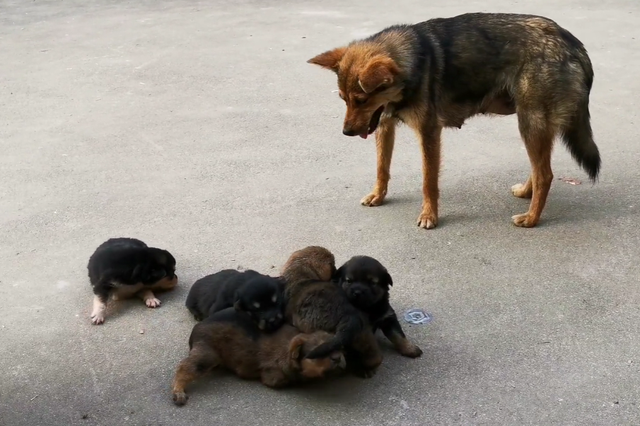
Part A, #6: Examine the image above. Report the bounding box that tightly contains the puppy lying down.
[186,269,284,332]
[171,307,346,406]
[87,237,178,325]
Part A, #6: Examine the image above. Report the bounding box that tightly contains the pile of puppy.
[87,238,422,406]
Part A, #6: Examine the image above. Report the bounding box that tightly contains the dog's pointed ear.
[307,47,347,73]
[131,264,145,281]
[384,270,393,287]
[288,335,306,360]
[358,56,399,93]
[333,265,346,283]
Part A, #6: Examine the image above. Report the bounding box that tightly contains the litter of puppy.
[404,309,432,325]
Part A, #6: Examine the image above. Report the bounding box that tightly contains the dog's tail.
[305,315,364,359]
[560,40,601,182]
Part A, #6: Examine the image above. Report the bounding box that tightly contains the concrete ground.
[1,0,639,425]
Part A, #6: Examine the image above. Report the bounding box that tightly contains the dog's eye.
[353,97,367,106]
[345,277,353,283]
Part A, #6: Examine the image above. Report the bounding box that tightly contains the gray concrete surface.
[1,0,639,425]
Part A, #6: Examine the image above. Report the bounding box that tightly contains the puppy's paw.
[145,297,162,308]
[511,213,538,228]
[352,366,377,379]
[399,342,423,358]
[360,192,385,207]
[172,392,188,406]
[416,211,438,229]
[90,313,105,325]
[511,183,532,199]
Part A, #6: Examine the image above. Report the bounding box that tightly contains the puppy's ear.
[334,265,346,283]
[288,335,307,361]
[131,264,145,281]
[307,47,347,73]
[384,270,393,287]
[358,56,399,94]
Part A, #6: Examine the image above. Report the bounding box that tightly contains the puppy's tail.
[305,316,364,359]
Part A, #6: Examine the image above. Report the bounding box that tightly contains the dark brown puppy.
[308,13,600,229]
[171,307,345,406]
[87,237,178,325]
[185,269,285,332]
[282,246,383,378]
[335,256,422,358]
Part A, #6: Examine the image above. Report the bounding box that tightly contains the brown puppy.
[308,13,600,229]
[172,307,345,406]
[282,246,383,378]
[336,256,422,358]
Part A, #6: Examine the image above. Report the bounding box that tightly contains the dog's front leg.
[378,312,423,358]
[361,118,397,207]
[415,123,443,229]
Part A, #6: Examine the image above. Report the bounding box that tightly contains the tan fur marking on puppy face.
[289,331,345,378]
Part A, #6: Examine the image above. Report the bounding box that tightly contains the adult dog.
[308,12,600,229]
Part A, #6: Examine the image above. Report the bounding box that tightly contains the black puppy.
[87,237,178,325]
[185,269,284,332]
[335,256,422,358]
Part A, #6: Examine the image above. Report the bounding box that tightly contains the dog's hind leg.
[361,118,397,207]
[171,346,220,406]
[90,293,108,325]
[512,110,555,228]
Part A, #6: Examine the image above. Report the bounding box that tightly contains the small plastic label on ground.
[404,309,432,324]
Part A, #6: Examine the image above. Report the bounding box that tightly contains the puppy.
[87,237,178,325]
[335,256,422,358]
[171,307,346,406]
[282,246,383,378]
[185,269,285,332]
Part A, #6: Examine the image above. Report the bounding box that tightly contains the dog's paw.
[172,392,188,406]
[360,192,385,207]
[351,366,377,379]
[511,183,532,199]
[90,313,105,325]
[511,213,538,228]
[399,343,423,358]
[145,297,162,308]
[416,211,438,229]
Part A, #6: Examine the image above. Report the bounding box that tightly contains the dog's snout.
[330,353,342,363]
[343,128,357,136]
[353,289,362,296]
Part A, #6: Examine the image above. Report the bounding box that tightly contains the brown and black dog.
[308,12,600,229]
[171,307,345,406]
[281,246,383,378]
